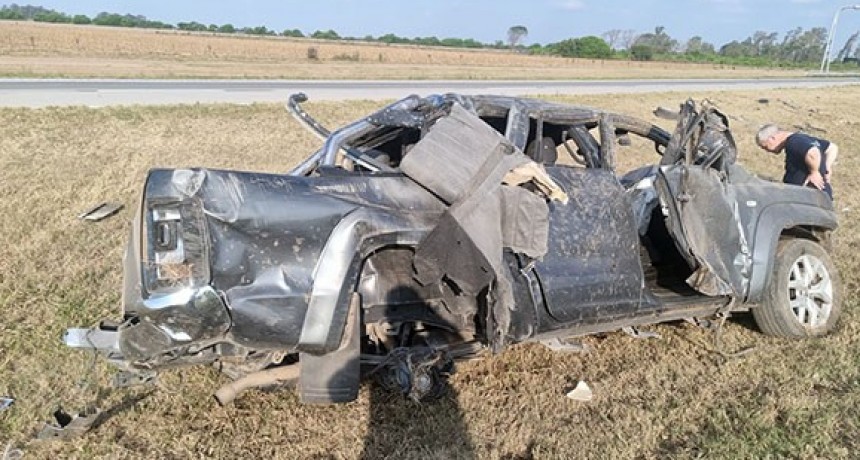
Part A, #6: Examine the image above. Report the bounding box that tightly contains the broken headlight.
[142,200,210,296]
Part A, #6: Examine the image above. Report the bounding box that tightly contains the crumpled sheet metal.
[157,167,449,353]
[37,407,102,441]
[77,202,124,222]
[400,104,565,349]
[660,166,749,297]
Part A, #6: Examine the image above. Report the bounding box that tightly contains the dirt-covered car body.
[66,94,838,404]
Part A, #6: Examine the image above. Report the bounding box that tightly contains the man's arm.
[803,147,825,190]
[825,143,839,183]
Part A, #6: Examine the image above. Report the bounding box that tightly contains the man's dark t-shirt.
[783,132,833,199]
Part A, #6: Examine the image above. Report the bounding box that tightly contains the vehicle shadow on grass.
[360,384,476,460]
[359,286,477,459]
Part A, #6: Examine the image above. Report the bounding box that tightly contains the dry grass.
[1,87,859,459]
[0,21,809,80]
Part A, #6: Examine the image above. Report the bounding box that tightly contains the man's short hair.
[756,124,780,147]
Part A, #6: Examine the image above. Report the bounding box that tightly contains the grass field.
[0,21,811,80]
[1,87,859,459]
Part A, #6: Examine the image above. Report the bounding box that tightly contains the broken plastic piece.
[540,337,589,354]
[566,381,593,402]
[0,397,13,412]
[37,407,102,441]
[78,202,124,222]
[622,326,661,340]
[112,370,158,389]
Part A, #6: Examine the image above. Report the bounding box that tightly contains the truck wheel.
[753,238,841,338]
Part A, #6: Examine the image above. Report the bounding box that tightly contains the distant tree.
[311,29,340,40]
[217,24,236,33]
[244,25,275,36]
[618,29,637,50]
[779,27,827,62]
[837,31,860,61]
[632,26,677,54]
[547,36,611,58]
[282,28,304,38]
[601,29,624,50]
[92,12,122,26]
[527,43,543,54]
[177,21,208,32]
[630,44,654,60]
[33,11,71,23]
[575,36,611,58]
[0,8,25,20]
[71,14,91,24]
[719,40,750,58]
[507,25,528,48]
[749,30,779,57]
[422,36,442,46]
[684,36,715,55]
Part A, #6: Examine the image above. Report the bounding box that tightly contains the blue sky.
[22,0,860,49]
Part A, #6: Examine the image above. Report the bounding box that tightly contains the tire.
[753,238,841,338]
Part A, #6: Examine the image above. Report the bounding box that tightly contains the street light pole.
[820,4,860,73]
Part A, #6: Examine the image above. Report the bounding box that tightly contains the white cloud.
[556,0,586,10]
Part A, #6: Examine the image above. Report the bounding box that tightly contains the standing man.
[756,124,838,199]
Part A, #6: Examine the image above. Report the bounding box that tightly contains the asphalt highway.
[1,77,858,107]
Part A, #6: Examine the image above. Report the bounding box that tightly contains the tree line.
[2,4,857,68]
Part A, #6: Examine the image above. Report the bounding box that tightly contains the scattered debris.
[566,381,593,402]
[0,397,13,412]
[37,407,102,441]
[77,202,123,222]
[112,370,158,389]
[622,326,661,340]
[779,99,800,110]
[653,106,679,120]
[793,122,827,134]
[540,337,589,354]
[373,347,453,403]
[3,443,23,460]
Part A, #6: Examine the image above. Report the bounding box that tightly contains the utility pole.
[821,4,860,73]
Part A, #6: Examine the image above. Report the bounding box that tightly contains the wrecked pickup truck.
[65,93,840,405]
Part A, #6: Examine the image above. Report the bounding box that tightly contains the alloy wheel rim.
[787,254,833,329]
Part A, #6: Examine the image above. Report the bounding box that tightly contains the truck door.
[534,167,645,324]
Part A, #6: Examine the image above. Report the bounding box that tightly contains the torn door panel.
[657,165,749,297]
[401,104,564,349]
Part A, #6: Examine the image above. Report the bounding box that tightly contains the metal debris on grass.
[78,202,124,222]
[37,407,102,441]
[622,326,661,340]
[540,337,590,354]
[0,397,13,412]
